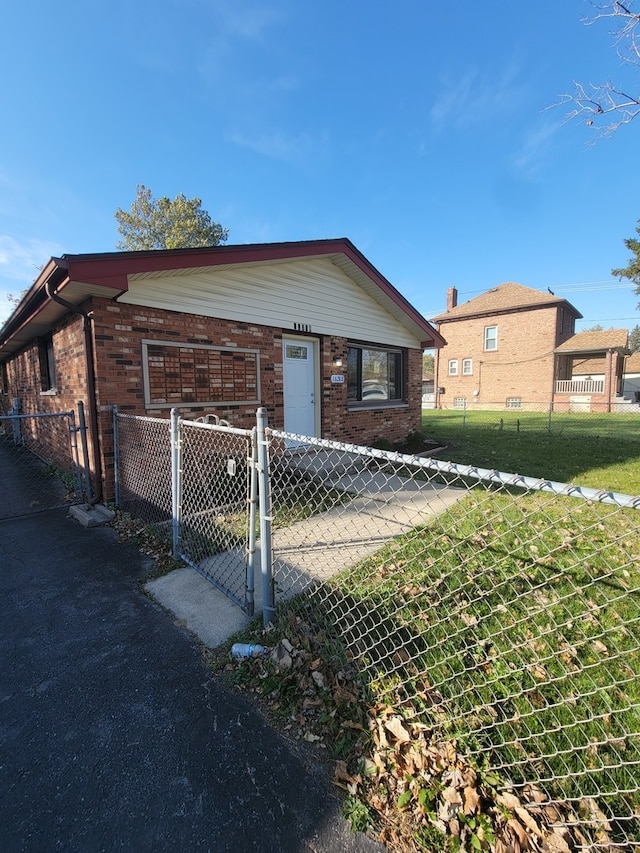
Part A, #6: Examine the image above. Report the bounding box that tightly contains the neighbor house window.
[484,326,498,351]
[38,335,56,392]
[506,397,522,409]
[453,397,467,409]
[448,360,459,376]
[142,339,260,409]
[347,344,403,403]
[462,358,473,376]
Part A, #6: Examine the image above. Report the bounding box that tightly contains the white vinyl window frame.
[448,359,459,376]
[462,358,473,376]
[484,326,498,351]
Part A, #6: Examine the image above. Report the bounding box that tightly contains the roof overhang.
[555,346,630,357]
[0,239,445,359]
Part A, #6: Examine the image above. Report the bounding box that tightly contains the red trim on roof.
[60,238,444,345]
[2,238,445,351]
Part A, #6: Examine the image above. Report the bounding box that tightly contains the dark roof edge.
[2,239,445,353]
[432,297,583,323]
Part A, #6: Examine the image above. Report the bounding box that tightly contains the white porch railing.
[555,379,605,394]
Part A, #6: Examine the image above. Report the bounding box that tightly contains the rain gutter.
[44,274,103,504]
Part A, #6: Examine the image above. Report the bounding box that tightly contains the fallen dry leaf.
[384,716,412,744]
[462,785,481,816]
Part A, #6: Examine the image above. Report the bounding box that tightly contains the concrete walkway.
[147,451,463,648]
[0,508,385,853]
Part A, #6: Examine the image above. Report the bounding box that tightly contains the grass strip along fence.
[114,409,640,850]
[214,438,640,852]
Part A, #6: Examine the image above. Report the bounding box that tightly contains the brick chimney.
[446,287,458,310]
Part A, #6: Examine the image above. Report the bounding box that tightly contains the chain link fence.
[430,400,640,434]
[265,430,640,849]
[113,409,640,847]
[0,410,84,519]
[178,418,256,613]
[114,412,173,526]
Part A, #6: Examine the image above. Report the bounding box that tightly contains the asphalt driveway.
[0,508,384,853]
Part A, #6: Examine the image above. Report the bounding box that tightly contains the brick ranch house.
[430,283,632,412]
[0,238,444,502]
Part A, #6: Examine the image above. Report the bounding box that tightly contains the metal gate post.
[112,406,120,508]
[245,427,258,617]
[256,407,275,626]
[77,401,93,503]
[10,397,22,445]
[170,408,182,560]
[67,408,85,501]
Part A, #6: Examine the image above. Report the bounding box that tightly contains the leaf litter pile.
[213,603,626,852]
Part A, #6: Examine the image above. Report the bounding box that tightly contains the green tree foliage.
[612,218,640,305]
[115,185,229,251]
[422,352,435,375]
[628,324,640,352]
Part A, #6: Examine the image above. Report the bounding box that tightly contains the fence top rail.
[113,411,171,427]
[0,411,74,420]
[178,418,254,439]
[267,428,640,510]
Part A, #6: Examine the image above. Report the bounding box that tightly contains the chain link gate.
[113,409,258,614]
[0,408,86,520]
[173,414,257,614]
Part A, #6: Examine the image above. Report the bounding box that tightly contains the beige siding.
[118,257,420,348]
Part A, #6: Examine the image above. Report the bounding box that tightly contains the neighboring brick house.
[430,283,581,410]
[430,283,632,412]
[622,351,640,402]
[555,329,631,412]
[0,238,444,501]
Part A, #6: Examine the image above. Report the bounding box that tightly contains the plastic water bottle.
[231,643,267,659]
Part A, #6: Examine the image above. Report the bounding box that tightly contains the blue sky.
[1,0,639,334]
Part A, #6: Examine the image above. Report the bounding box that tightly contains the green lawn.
[421,409,640,495]
[216,411,640,850]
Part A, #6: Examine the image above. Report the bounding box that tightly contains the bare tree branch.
[554,1,640,136]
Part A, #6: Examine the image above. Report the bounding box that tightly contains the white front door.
[283,338,317,438]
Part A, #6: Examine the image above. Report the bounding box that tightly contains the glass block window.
[142,340,260,409]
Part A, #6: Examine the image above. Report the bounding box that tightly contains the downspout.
[434,341,441,409]
[605,348,613,413]
[45,280,104,504]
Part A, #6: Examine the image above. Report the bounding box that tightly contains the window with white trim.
[484,326,498,351]
[462,358,473,375]
[347,344,404,403]
[448,359,459,376]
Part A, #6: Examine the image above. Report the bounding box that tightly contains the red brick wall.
[2,312,91,484]
[91,300,423,496]
[3,312,88,415]
[320,343,422,445]
[435,305,566,408]
[3,299,423,499]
